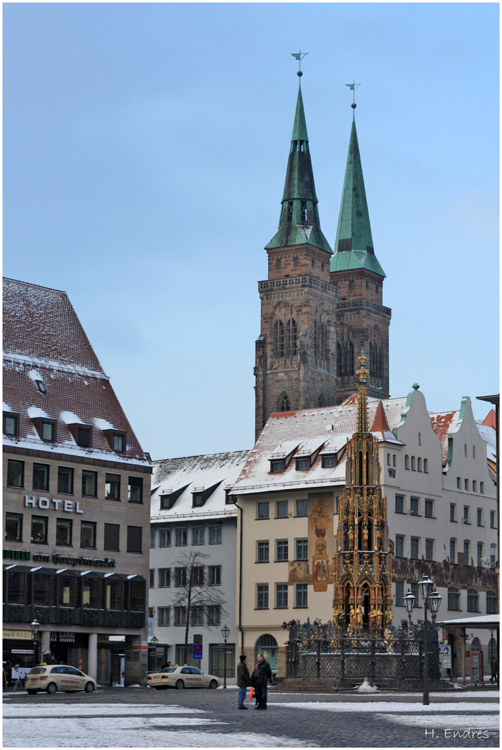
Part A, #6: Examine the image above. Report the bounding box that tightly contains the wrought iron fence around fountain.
[283,619,440,681]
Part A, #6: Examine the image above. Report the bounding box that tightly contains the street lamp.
[220,624,230,689]
[417,577,442,706]
[30,620,40,667]
[150,635,158,673]
[404,590,415,629]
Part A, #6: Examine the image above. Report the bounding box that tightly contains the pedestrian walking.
[237,655,251,709]
[252,653,272,710]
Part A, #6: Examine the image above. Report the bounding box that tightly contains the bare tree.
[171,550,227,665]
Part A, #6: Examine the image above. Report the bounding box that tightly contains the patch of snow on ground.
[356,680,378,692]
[273,701,496,713]
[2,703,205,718]
[377,713,500,731]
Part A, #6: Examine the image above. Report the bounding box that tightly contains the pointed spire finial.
[356,348,369,433]
[291,50,308,78]
[346,81,360,118]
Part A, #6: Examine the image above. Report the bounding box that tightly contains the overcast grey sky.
[3,3,499,460]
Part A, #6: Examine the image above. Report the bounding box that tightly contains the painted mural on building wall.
[393,557,497,591]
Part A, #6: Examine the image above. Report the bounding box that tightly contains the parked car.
[24,665,97,694]
[147,665,219,689]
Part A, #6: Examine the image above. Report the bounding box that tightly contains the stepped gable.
[430,410,458,467]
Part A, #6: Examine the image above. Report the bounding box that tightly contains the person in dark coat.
[252,653,272,709]
[237,655,251,709]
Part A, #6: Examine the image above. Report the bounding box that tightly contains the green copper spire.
[330,116,385,277]
[265,76,331,254]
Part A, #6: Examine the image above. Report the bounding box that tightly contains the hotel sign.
[25,496,84,514]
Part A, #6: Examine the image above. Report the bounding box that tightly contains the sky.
[3,2,499,461]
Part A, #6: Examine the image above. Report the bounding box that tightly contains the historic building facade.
[254,73,390,439]
[3,279,152,686]
[233,387,497,677]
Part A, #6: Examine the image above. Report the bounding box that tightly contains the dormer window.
[76,426,92,448]
[296,458,310,471]
[271,460,284,473]
[35,380,46,394]
[323,455,336,468]
[225,490,236,505]
[41,420,56,442]
[3,412,19,437]
[113,432,125,452]
[191,481,222,508]
[193,494,204,507]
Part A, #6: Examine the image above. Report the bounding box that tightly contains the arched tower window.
[278,393,290,412]
[318,394,326,408]
[347,340,354,375]
[285,319,297,358]
[273,320,284,358]
[336,342,342,376]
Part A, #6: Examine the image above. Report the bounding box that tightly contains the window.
[490,511,496,529]
[276,258,282,268]
[175,528,187,546]
[277,501,288,518]
[174,607,187,626]
[296,458,309,471]
[477,509,483,526]
[5,512,23,542]
[105,473,120,500]
[296,499,308,517]
[425,500,434,518]
[463,541,470,565]
[424,458,428,473]
[410,582,419,606]
[35,379,46,394]
[490,544,496,565]
[457,477,461,489]
[31,516,48,544]
[225,490,236,505]
[463,506,469,523]
[464,444,467,457]
[473,480,477,493]
[276,584,288,609]
[258,502,269,519]
[296,538,308,560]
[208,566,221,586]
[395,495,404,514]
[257,541,269,562]
[207,605,221,626]
[193,493,203,507]
[7,459,24,488]
[486,591,497,614]
[387,453,391,466]
[76,425,92,448]
[410,537,419,559]
[59,576,75,607]
[81,521,97,548]
[175,568,187,587]
[449,539,456,564]
[128,476,143,503]
[395,535,404,558]
[149,569,155,588]
[82,470,97,497]
[477,542,483,568]
[192,527,205,545]
[56,518,73,546]
[158,568,170,587]
[450,504,456,522]
[82,578,99,609]
[480,482,485,494]
[467,589,479,612]
[192,567,204,586]
[158,607,170,626]
[410,497,419,516]
[323,455,336,468]
[3,412,19,437]
[209,526,221,545]
[127,525,142,553]
[159,529,171,547]
[395,581,404,607]
[112,432,126,453]
[425,539,434,561]
[58,466,74,495]
[448,587,460,610]
[405,455,409,470]
[411,456,416,471]
[296,583,308,608]
[257,584,269,609]
[41,420,56,442]
[417,458,422,472]
[276,539,288,561]
[465,479,469,491]
[150,530,156,548]
[101,522,119,551]
[271,461,284,473]
[33,464,49,491]
[191,607,204,626]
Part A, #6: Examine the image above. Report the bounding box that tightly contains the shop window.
[33,572,53,606]
[6,569,26,604]
[129,580,145,612]
[58,575,76,607]
[82,577,100,608]
[106,580,123,610]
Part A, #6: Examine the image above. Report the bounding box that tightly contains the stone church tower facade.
[254,75,391,439]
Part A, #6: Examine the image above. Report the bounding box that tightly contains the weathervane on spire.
[291,50,308,77]
[346,81,360,109]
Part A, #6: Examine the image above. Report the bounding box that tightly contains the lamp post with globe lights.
[418,576,442,705]
[220,624,230,689]
[30,620,40,668]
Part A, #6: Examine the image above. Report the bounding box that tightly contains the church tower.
[254,69,338,439]
[332,352,393,636]
[330,101,391,404]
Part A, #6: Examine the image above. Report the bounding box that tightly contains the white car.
[24,665,97,694]
[147,665,219,690]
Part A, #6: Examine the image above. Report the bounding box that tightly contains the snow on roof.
[429,410,458,466]
[476,423,496,464]
[233,397,408,495]
[151,450,250,520]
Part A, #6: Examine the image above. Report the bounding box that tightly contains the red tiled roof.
[483,410,497,429]
[370,400,392,437]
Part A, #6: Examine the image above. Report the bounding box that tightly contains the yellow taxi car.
[147,665,219,690]
[25,665,97,694]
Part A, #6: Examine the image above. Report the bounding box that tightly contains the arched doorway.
[255,634,278,673]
